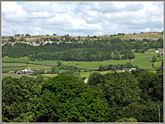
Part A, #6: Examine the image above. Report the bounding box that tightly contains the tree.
[30,75,112,122]
[151,56,157,62]
[8,37,15,42]
[140,49,145,53]
[124,62,133,69]
[113,54,120,60]
[88,72,103,86]
[25,33,30,36]
[2,77,43,122]
[98,65,104,71]
[119,101,163,122]
[134,71,156,102]
[51,66,56,73]
[57,61,62,67]
[135,49,139,53]
[103,72,141,107]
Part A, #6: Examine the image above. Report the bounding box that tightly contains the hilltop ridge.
[2,31,163,42]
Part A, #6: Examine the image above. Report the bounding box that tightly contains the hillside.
[1,32,163,44]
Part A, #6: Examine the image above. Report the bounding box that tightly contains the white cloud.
[1,1,163,36]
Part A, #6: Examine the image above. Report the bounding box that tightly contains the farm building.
[154,50,159,54]
[84,78,88,83]
[16,71,23,74]
[159,49,164,55]
[129,68,136,72]
[9,71,15,74]
[22,68,33,74]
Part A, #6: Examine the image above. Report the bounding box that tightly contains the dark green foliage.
[8,37,16,42]
[99,62,137,71]
[57,61,62,67]
[31,75,111,122]
[88,72,103,86]
[32,70,45,75]
[51,66,56,72]
[124,62,134,69]
[2,76,44,122]
[103,72,141,107]
[2,70,163,122]
[113,54,120,60]
[133,70,163,102]
[59,65,78,71]
[140,49,145,53]
[98,65,105,71]
[151,56,157,62]
[119,101,163,122]
[3,37,161,61]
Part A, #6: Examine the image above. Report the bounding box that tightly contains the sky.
[1,1,164,36]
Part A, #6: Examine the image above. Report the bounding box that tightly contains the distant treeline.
[2,38,163,61]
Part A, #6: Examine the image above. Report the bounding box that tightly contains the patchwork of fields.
[2,49,163,78]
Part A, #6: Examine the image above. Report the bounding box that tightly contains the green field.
[27,64,52,71]
[63,59,130,70]
[42,74,58,78]
[80,70,112,78]
[2,49,163,78]
[2,57,29,63]
[29,59,130,70]
[2,73,37,79]
[132,49,163,69]
[2,63,27,67]
[29,60,59,66]
[2,67,26,72]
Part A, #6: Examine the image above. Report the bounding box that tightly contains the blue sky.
[1,1,164,36]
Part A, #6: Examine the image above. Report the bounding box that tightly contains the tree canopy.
[30,74,112,122]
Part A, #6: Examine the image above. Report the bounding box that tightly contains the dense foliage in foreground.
[2,70,163,122]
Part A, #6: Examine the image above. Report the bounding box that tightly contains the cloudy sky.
[1,1,164,36]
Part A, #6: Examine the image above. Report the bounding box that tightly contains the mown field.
[2,48,163,78]
[132,49,163,69]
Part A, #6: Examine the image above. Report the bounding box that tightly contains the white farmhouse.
[129,68,136,72]
[154,50,159,54]
[22,68,33,74]
[84,78,88,83]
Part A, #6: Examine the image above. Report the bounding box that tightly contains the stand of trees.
[98,62,139,71]
[2,38,163,61]
[2,70,163,122]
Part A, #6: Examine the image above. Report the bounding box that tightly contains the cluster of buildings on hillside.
[9,68,33,75]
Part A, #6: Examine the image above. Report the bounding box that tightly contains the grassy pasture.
[42,74,58,78]
[29,59,130,70]
[27,64,52,71]
[80,70,112,78]
[2,63,27,68]
[2,67,26,72]
[2,57,29,63]
[2,73,37,79]
[2,48,163,78]
[29,60,59,66]
[132,49,163,69]
[63,59,130,70]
